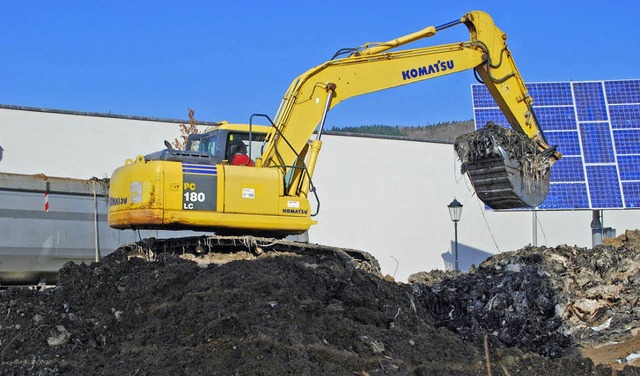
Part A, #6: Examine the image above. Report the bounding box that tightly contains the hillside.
[330,120,475,142]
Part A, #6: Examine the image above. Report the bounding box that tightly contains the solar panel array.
[472,79,640,210]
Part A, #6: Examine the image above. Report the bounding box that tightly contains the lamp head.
[448,198,463,222]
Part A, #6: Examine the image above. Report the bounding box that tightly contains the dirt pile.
[1,231,640,375]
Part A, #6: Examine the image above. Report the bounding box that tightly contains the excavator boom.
[259,10,560,208]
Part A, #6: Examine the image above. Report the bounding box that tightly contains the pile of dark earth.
[1,230,640,375]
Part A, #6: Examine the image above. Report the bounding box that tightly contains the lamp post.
[447,198,463,271]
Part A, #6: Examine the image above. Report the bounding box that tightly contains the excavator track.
[118,235,382,277]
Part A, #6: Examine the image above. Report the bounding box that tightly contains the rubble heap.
[1,231,639,375]
[410,229,640,370]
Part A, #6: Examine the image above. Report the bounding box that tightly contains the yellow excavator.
[108,10,561,242]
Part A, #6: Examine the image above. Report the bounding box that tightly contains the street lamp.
[447,198,463,271]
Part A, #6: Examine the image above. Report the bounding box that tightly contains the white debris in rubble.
[591,317,612,332]
[112,308,123,322]
[505,263,523,273]
[621,351,640,364]
[47,325,71,347]
[301,262,319,269]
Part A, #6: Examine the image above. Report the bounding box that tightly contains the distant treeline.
[329,125,403,136]
[330,120,475,142]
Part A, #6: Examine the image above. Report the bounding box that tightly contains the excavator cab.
[184,126,268,164]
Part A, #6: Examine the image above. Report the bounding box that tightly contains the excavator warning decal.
[182,163,217,211]
[241,188,255,199]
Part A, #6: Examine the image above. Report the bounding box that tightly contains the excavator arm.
[259,10,560,208]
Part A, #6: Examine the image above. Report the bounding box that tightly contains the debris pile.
[1,231,640,375]
[411,252,569,358]
[410,229,640,370]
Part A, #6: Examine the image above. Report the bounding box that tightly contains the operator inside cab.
[230,140,255,167]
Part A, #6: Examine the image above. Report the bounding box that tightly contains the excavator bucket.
[461,146,550,209]
[455,122,554,210]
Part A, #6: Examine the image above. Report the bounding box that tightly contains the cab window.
[186,134,217,155]
[226,132,267,161]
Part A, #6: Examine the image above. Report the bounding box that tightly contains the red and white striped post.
[44,181,50,212]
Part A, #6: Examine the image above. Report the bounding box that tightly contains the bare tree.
[172,108,200,149]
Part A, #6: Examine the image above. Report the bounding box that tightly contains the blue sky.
[3,1,639,128]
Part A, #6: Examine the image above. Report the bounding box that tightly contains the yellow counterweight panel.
[108,159,166,228]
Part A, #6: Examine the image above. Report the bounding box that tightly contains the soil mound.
[2,231,640,375]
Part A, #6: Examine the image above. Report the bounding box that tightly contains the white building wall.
[1,107,637,282]
[0,107,195,179]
